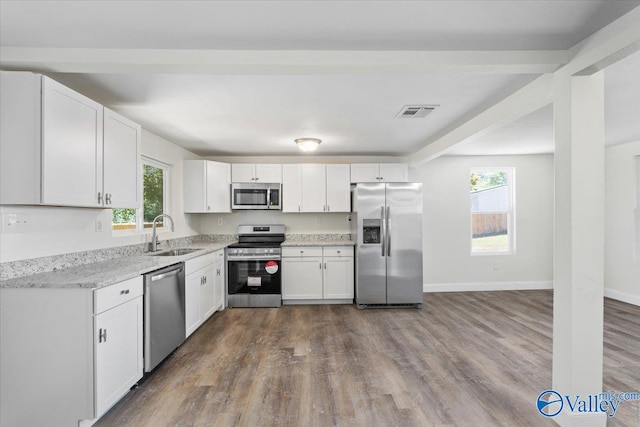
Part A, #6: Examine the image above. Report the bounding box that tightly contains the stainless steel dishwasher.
[144,263,186,372]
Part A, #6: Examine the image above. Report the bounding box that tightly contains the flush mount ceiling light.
[295,138,321,152]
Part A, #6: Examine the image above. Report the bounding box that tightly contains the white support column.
[552,72,606,427]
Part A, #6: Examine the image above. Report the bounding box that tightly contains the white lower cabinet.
[282,246,354,303]
[94,293,143,417]
[185,250,225,338]
[0,276,144,427]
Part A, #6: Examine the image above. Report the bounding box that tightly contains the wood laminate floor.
[96,291,640,426]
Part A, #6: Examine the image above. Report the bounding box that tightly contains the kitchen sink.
[150,248,201,256]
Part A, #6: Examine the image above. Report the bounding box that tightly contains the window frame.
[112,155,170,234]
[469,167,516,256]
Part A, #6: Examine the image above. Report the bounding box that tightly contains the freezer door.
[385,183,423,305]
[353,183,387,304]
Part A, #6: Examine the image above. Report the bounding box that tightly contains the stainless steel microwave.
[231,183,281,210]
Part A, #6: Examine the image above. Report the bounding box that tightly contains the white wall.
[0,130,200,262]
[410,154,554,291]
[604,140,640,305]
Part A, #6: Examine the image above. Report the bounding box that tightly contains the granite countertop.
[281,239,355,247]
[0,242,234,290]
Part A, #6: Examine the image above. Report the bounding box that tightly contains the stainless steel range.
[226,224,285,308]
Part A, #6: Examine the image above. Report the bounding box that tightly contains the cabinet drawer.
[213,249,225,262]
[323,246,353,257]
[94,276,143,314]
[185,252,216,274]
[282,247,323,258]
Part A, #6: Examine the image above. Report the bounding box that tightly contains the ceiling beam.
[408,6,640,164]
[0,48,567,75]
[408,74,553,166]
[563,5,640,76]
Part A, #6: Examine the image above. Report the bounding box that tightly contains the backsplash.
[0,234,235,281]
[285,233,352,242]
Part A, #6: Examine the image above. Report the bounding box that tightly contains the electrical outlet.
[95,219,103,232]
[316,217,321,225]
[493,262,499,271]
[218,218,223,226]
[2,213,30,233]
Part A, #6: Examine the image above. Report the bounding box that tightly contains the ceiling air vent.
[396,105,438,118]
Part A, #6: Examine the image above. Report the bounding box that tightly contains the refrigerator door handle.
[381,206,386,256]
[386,206,391,256]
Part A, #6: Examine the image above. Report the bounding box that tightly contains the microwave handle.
[267,188,272,207]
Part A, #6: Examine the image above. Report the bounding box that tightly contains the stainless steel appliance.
[227,224,285,307]
[143,263,186,371]
[351,183,423,308]
[231,183,281,210]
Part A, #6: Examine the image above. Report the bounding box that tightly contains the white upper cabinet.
[301,164,326,212]
[350,163,408,183]
[325,164,351,212]
[282,164,350,213]
[231,163,282,183]
[0,72,140,208]
[103,108,141,209]
[42,77,104,207]
[183,160,231,213]
[282,164,303,212]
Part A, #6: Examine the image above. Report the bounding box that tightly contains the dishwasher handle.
[150,267,184,282]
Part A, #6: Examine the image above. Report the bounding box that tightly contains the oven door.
[227,258,282,294]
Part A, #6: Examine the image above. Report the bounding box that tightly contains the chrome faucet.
[149,214,175,252]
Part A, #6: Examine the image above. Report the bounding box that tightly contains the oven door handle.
[227,256,281,262]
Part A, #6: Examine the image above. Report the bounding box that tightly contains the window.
[112,157,169,232]
[470,168,515,254]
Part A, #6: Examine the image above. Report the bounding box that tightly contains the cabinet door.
[185,271,202,337]
[206,161,231,213]
[325,164,351,212]
[183,160,207,213]
[323,257,354,299]
[94,296,143,417]
[350,164,380,183]
[255,164,282,183]
[231,164,256,182]
[200,266,216,321]
[213,254,225,311]
[379,164,408,182]
[282,257,323,299]
[42,77,104,207]
[301,164,326,212]
[282,164,303,212]
[103,108,140,209]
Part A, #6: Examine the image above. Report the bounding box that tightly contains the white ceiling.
[1,1,639,157]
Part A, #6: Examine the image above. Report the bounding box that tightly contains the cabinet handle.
[120,289,130,295]
[207,205,211,211]
[337,250,341,254]
[97,192,103,204]
[105,193,112,205]
[324,262,327,269]
[255,177,259,181]
[217,269,221,276]
[99,328,107,343]
[327,205,330,212]
[319,263,322,270]
[298,205,301,212]
[323,205,326,212]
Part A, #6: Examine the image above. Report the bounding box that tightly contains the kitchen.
[1,2,640,426]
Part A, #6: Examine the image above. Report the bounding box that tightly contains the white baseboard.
[423,281,553,293]
[604,288,640,306]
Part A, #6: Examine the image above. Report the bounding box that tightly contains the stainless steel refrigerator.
[351,183,423,308]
